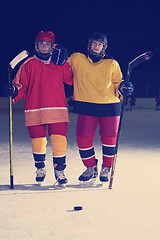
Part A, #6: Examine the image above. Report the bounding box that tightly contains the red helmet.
[34,31,55,60]
[35,31,55,44]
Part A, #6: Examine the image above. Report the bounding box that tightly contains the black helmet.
[87,32,108,58]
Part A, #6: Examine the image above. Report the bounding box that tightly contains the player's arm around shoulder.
[62,61,73,85]
[68,52,85,65]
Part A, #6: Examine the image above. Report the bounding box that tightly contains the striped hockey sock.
[33,153,46,169]
[101,137,117,168]
[77,136,96,167]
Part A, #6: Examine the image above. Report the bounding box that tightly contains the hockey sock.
[101,136,117,168]
[50,134,67,170]
[33,153,46,169]
[77,136,96,168]
[31,137,47,169]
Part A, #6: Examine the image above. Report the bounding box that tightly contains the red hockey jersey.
[13,57,73,126]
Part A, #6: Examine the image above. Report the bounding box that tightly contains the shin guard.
[31,137,47,169]
[50,134,67,170]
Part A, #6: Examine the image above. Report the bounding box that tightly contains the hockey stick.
[8,50,29,189]
[108,51,153,190]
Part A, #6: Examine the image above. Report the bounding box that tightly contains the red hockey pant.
[76,115,120,168]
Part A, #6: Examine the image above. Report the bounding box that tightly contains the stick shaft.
[108,51,153,189]
[8,50,29,189]
[8,64,14,189]
[9,87,14,189]
[108,97,126,189]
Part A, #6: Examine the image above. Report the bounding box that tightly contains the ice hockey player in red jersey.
[68,32,133,183]
[10,30,73,185]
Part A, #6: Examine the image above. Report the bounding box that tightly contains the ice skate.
[35,167,46,184]
[54,169,68,187]
[78,161,98,184]
[99,166,110,182]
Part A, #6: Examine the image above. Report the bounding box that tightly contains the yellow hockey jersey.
[68,53,123,117]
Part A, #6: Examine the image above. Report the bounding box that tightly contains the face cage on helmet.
[87,38,108,57]
[35,41,54,60]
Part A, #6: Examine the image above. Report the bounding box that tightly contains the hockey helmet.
[35,31,55,44]
[87,32,108,58]
[35,31,55,60]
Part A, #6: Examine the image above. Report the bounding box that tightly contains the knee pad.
[101,136,117,146]
[31,137,47,154]
[76,136,93,148]
[50,134,67,157]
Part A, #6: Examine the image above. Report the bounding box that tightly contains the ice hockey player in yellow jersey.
[68,32,133,183]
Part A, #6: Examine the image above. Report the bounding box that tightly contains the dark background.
[0,0,160,98]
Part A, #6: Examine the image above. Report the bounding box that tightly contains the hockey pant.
[76,115,120,168]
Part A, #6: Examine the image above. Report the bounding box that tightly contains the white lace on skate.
[54,169,68,186]
[36,167,46,184]
[55,170,66,179]
[99,166,110,182]
[82,167,94,177]
[78,166,98,183]
[100,167,110,176]
[36,168,46,176]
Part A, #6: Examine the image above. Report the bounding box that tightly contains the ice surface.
[0,108,160,240]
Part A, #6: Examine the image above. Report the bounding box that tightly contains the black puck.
[74,206,83,211]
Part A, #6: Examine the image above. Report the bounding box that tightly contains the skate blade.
[37,181,44,186]
[53,183,66,189]
[101,182,108,187]
[53,179,67,188]
[79,178,97,186]
[58,183,66,188]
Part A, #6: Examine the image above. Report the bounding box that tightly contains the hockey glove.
[9,85,18,99]
[51,44,68,65]
[119,81,133,96]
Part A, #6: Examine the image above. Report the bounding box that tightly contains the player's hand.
[9,85,18,98]
[119,81,133,96]
[51,44,68,65]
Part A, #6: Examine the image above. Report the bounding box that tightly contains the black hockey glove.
[119,81,133,96]
[9,85,18,99]
[51,44,68,65]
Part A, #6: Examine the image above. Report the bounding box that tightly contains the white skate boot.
[99,166,110,182]
[54,169,68,187]
[35,167,46,185]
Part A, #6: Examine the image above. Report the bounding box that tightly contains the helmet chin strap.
[87,33,108,61]
[88,49,105,63]
[34,49,51,61]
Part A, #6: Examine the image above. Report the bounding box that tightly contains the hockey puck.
[74,206,83,211]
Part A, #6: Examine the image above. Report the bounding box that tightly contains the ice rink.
[0,107,160,240]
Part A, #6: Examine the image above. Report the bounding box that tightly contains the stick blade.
[10,50,29,69]
[129,51,153,70]
[10,175,14,189]
[108,170,114,189]
[143,51,153,61]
